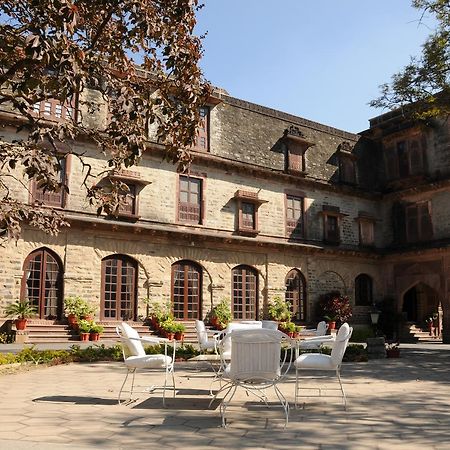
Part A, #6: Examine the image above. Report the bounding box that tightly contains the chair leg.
[220,384,238,428]
[273,383,290,428]
[336,368,347,410]
[294,368,299,409]
[118,368,135,404]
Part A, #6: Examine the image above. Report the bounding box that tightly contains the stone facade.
[1,89,450,342]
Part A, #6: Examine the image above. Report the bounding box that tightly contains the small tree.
[0,0,210,241]
[267,296,291,322]
[318,291,352,324]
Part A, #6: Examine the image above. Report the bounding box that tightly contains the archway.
[402,282,440,327]
[21,247,64,320]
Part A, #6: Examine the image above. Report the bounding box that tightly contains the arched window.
[101,255,138,320]
[285,269,307,321]
[21,248,63,319]
[232,265,258,320]
[355,274,373,306]
[171,260,202,320]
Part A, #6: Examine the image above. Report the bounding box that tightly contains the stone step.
[19,319,200,345]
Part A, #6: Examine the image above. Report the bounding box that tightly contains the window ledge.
[236,228,260,237]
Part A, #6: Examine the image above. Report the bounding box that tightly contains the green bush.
[350,326,375,342]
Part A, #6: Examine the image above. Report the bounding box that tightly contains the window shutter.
[419,202,433,240]
[384,146,398,180]
[406,205,419,242]
[409,139,424,175]
[392,202,406,245]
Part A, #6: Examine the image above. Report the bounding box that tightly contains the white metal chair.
[294,322,353,409]
[212,328,294,428]
[116,322,176,407]
[297,321,335,351]
[195,319,220,354]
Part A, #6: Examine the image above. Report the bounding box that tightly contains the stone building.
[1,86,449,342]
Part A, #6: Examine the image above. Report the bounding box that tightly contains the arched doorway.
[402,282,440,326]
[101,254,138,321]
[21,248,64,319]
[231,265,258,320]
[285,269,307,321]
[171,260,202,320]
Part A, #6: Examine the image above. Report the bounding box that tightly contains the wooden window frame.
[339,154,357,185]
[171,260,202,321]
[405,200,433,243]
[320,206,344,245]
[100,254,138,321]
[285,192,305,239]
[285,269,307,322]
[177,174,204,225]
[383,131,427,182]
[355,274,373,306]
[355,213,376,247]
[30,154,70,209]
[231,265,259,320]
[234,190,267,236]
[190,106,210,152]
[283,126,314,176]
[20,247,63,320]
[31,98,74,123]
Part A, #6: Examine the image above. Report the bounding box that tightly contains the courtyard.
[0,343,449,449]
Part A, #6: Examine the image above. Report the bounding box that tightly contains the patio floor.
[0,345,450,449]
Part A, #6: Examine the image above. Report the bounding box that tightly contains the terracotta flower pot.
[15,318,27,331]
[328,321,336,330]
[174,331,184,341]
[67,314,78,330]
[89,332,100,341]
[80,332,90,342]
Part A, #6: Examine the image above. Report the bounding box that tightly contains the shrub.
[267,296,291,321]
[318,291,352,324]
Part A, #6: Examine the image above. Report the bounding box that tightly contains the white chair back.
[221,321,264,355]
[330,323,353,367]
[261,320,278,330]
[117,322,146,357]
[229,329,286,383]
[195,320,208,347]
[316,321,328,336]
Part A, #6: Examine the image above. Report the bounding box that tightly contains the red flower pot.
[15,319,27,330]
[89,332,100,341]
[80,332,90,342]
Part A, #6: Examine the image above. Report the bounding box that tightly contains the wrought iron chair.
[116,322,175,407]
[212,328,294,428]
[294,322,353,409]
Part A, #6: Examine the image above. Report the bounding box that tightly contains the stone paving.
[0,345,450,449]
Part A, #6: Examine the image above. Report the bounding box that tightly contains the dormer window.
[233,190,268,236]
[337,142,357,185]
[191,106,210,152]
[283,126,314,175]
[383,130,427,182]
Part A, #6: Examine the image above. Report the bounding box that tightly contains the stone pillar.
[366,337,386,359]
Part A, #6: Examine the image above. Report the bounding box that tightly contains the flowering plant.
[385,340,399,350]
[318,292,352,323]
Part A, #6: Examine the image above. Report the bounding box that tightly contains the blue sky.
[196,0,435,133]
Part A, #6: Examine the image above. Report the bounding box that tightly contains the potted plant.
[318,291,352,329]
[174,322,186,341]
[386,341,400,358]
[77,319,91,341]
[4,300,36,330]
[160,317,177,340]
[210,299,232,330]
[89,322,104,341]
[284,321,296,337]
[267,296,291,323]
[64,296,85,329]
